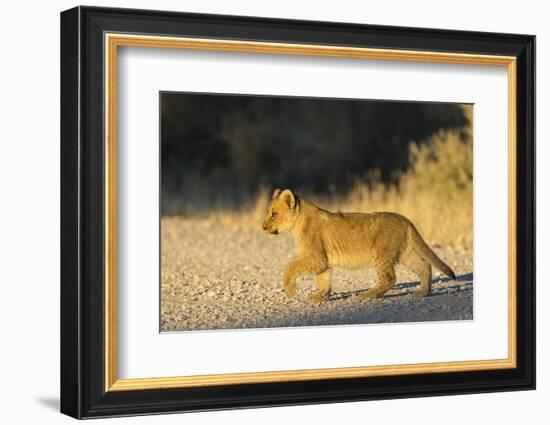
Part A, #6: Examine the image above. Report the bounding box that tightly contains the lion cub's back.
[322,211,410,268]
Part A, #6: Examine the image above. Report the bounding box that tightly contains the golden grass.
[217,128,473,252]
[331,130,472,249]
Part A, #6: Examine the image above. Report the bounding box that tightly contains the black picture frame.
[60,5,535,419]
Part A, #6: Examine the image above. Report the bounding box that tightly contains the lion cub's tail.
[408,225,456,280]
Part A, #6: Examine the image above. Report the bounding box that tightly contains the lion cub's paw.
[307,293,329,303]
[284,284,296,299]
[359,291,382,300]
[413,289,430,299]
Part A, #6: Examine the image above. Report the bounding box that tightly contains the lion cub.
[262,188,456,302]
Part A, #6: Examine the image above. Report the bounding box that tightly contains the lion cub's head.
[262,188,299,235]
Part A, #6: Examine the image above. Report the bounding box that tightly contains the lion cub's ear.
[272,188,281,199]
[280,189,296,209]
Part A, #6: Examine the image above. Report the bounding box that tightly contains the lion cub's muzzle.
[262,223,279,235]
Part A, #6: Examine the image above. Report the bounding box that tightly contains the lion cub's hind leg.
[360,264,396,300]
[401,252,432,298]
[308,268,332,303]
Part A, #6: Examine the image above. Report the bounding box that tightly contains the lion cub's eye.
[271,212,278,219]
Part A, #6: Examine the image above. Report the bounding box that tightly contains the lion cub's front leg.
[283,256,327,299]
[308,268,332,303]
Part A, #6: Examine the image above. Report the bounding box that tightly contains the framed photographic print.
[60,6,535,419]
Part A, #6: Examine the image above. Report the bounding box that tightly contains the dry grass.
[173,103,473,250]
[214,128,473,251]
[332,130,472,249]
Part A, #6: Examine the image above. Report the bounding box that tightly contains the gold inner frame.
[104,33,517,392]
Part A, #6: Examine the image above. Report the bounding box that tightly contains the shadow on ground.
[257,272,476,327]
[329,273,473,301]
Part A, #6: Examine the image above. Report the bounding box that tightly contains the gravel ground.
[161,217,473,332]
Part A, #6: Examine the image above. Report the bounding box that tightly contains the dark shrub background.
[161,92,468,215]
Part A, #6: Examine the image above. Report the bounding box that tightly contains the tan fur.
[262,188,456,302]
